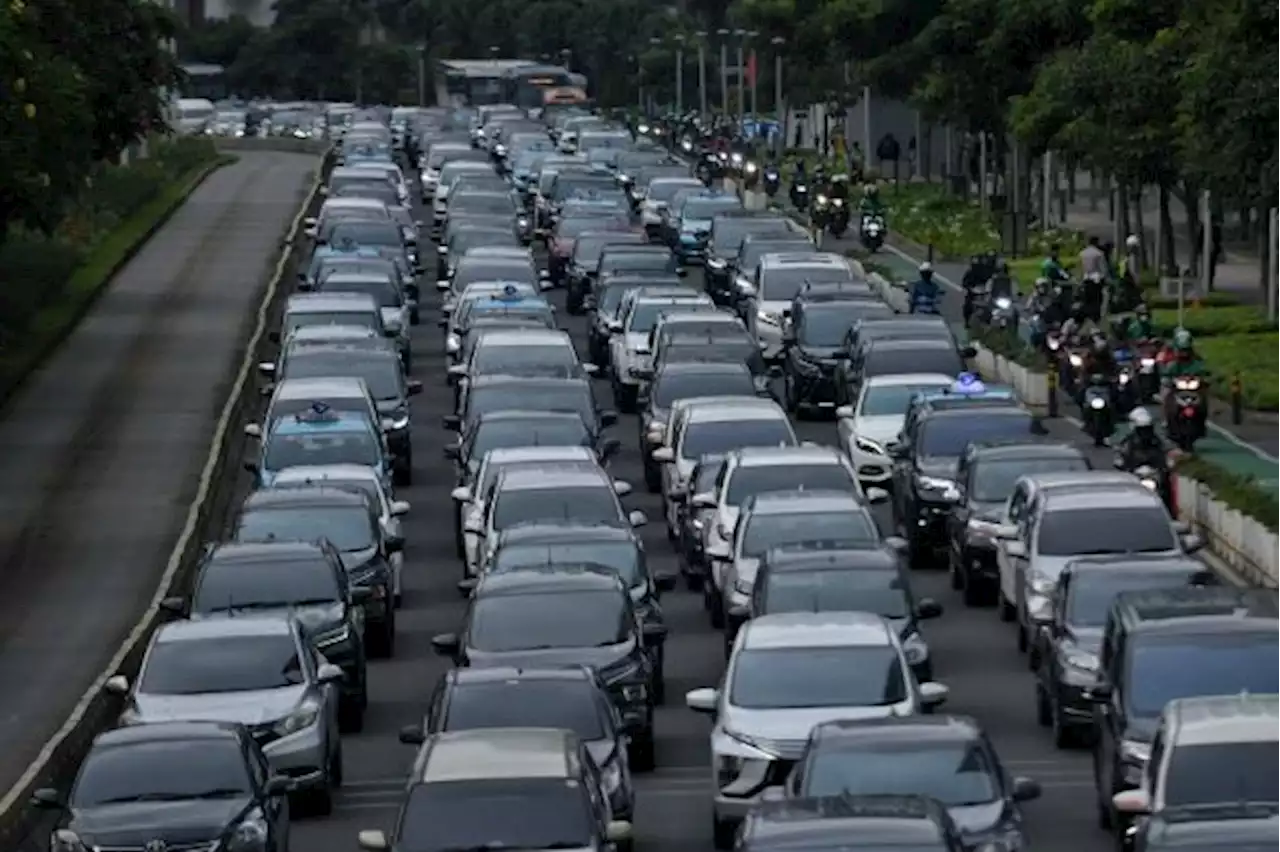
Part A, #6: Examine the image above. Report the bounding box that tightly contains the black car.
[401,666,636,820]
[646,332,772,385]
[448,375,614,433]
[738,794,967,852]
[890,406,1038,570]
[596,244,682,285]
[31,722,292,852]
[1034,556,1216,748]
[566,231,648,313]
[782,298,895,414]
[704,212,801,305]
[946,440,1091,604]
[836,337,972,407]
[431,567,666,770]
[1131,805,1279,852]
[231,487,402,655]
[166,540,369,730]
[785,717,1041,849]
[673,454,726,589]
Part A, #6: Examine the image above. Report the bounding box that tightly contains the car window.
[492,486,621,529]
[141,635,305,694]
[1036,506,1176,556]
[763,569,910,619]
[730,647,907,709]
[234,506,376,552]
[725,463,855,505]
[680,419,794,460]
[741,510,877,556]
[971,458,1088,502]
[469,590,630,651]
[72,741,252,806]
[444,681,605,739]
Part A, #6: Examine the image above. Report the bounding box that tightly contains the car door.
[947,455,975,565]
[997,483,1033,606]
[1009,497,1041,620]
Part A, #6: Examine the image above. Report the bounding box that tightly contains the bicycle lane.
[0,150,319,790]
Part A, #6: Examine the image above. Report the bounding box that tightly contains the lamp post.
[745,30,759,119]
[695,31,708,119]
[771,36,785,154]
[673,34,686,115]
[415,44,427,107]
[733,28,746,123]
[716,28,730,115]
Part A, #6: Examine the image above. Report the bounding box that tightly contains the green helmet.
[1172,328,1193,351]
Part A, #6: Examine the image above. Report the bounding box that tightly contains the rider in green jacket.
[1163,329,1207,380]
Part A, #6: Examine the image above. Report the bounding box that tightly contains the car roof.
[657,361,752,377]
[741,612,893,650]
[733,446,845,466]
[286,293,378,312]
[684,400,788,422]
[469,375,590,391]
[867,336,956,351]
[760,252,850,269]
[274,377,370,399]
[968,440,1086,461]
[1166,694,1280,746]
[475,329,573,347]
[746,491,864,515]
[419,728,579,783]
[483,446,597,465]
[449,666,596,686]
[156,614,294,643]
[477,567,626,596]
[497,468,613,491]
[208,540,329,562]
[862,373,956,389]
[94,721,244,749]
[1042,487,1166,511]
[270,464,384,486]
[763,546,897,572]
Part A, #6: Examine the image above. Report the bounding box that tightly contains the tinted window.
[318,278,401,308]
[971,457,1088,502]
[649,181,700,202]
[764,569,909,618]
[453,230,519,252]
[493,541,643,588]
[235,506,375,552]
[475,343,578,377]
[451,194,516,216]
[283,353,402,399]
[799,305,875,346]
[466,385,593,421]
[444,681,605,739]
[858,384,950,417]
[141,635,305,694]
[742,510,877,557]
[683,198,741,220]
[597,284,638,317]
[193,557,341,611]
[1037,507,1176,556]
[866,347,962,378]
[1127,634,1279,716]
[469,590,630,651]
[285,310,378,335]
[761,268,853,302]
[1163,742,1278,807]
[264,430,380,470]
[472,420,590,458]
[803,739,998,806]
[72,741,251,806]
[329,222,402,247]
[602,253,676,274]
[492,485,621,529]
[398,780,593,852]
[681,418,795,459]
[730,647,907,709]
[726,463,855,504]
[918,414,1032,457]
[1067,572,1205,627]
[628,301,704,333]
[653,371,755,407]
[455,263,534,288]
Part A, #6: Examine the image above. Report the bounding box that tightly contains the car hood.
[467,646,631,671]
[1065,626,1104,655]
[132,685,307,726]
[70,799,248,848]
[727,703,910,758]
[917,456,960,480]
[947,800,1007,836]
[853,415,904,445]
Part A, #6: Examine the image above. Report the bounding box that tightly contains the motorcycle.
[1134,339,1161,402]
[1114,349,1139,413]
[763,167,780,197]
[988,293,1018,331]
[1080,373,1114,447]
[741,159,760,190]
[790,182,810,211]
[826,198,850,237]
[1166,375,1206,452]
[860,213,885,251]
[1061,346,1089,395]
[695,154,717,187]
[1115,454,1175,514]
[812,194,831,229]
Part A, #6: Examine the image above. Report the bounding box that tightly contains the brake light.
[1182,406,1196,418]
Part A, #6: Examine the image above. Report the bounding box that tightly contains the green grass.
[1151,305,1276,337]
[1177,455,1279,531]
[0,156,233,410]
[1195,332,1279,410]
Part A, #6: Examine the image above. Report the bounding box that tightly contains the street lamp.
[733,29,747,123]
[415,44,427,107]
[715,29,730,115]
[694,31,708,118]
[770,36,785,154]
[672,34,686,115]
[745,30,758,120]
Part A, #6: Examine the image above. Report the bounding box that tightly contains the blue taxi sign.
[296,401,340,423]
[950,373,986,394]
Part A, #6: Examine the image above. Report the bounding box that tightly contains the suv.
[738,795,967,852]
[742,253,858,349]
[781,293,893,413]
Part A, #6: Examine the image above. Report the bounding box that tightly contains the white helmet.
[1125,234,1140,249]
[919,262,933,273]
[1128,407,1153,428]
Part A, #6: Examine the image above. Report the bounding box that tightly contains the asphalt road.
[0,152,319,793]
[291,192,1125,852]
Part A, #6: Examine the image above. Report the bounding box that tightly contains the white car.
[609,293,712,411]
[837,373,953,484]
[686,612,949,848]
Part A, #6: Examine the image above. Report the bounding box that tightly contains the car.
[671,454,728,588]
[310,252,419,323]
[730,236,816,296]
[433,160,503,226]
[444,283,550,345]
[400,667,637,821]
[547,215,629,282]
[741,253,860,349]
[432,568,665,770]
[438,225,521,278]
[231,487,402,656]
[585,277,687,367]
[446,253,546,296]
[30,722,293,852]
[307,272,412,366]
[449,328,592,394]
[703,211,801,301]
[609,293,716,412]
[1033,556,1217,747]
[450,374,611,433]
[274,292,389,346]
[441,189,520,240]
[946,439,1092,605]
[668,191,743,264]
[447,301,559,365]
[566,231,650,312]
[358,728,630,852]
[594,244,682,288]
[247,400,392,490]
[251,375,380,442]
[781,295,896,413]
[837,337,973,407]
[105,616,344,812]
[639,176,704,238]
[837,373,954,484]
[685,612,950,846]
[783,717,1042,849]
[737,794,968,852]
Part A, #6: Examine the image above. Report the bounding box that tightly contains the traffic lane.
[0,151,320,791]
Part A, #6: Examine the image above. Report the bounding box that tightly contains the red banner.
[745,52,757,87]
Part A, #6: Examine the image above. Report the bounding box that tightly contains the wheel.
[962,575,985,607]
[707,587,724,628]
[409,309,420,325]
[330,739,344,788]
[1016,620,1028,652]
[1051,702,1076,749]
[367,615,396,659]
[629,727,656,772]
[644,463,661,493]
[302,775,333,816]
[653,666,666,705]
[1036,684,1052,727]
[949,555,964,590]
[712,816,737,850]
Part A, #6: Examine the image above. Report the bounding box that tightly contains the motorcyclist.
[988,258,1013,299]
[828,173,850,202]
[1124,304,1156,342]
[1059,302,1097,343]
[1080,271,1106,321]
[1114,407,1171,470]
[858,183,885,219]
[961,254,992,325]
[1041,244,1069,283]
[1085,331,1116,378]
[1162,329,1207,382]
[908,262,941,313]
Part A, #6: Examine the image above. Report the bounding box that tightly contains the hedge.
[1151,305,1275,338]
[1177,455,1279,532]
[1195,332,1279,410]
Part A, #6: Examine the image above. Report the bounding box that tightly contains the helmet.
[1125,234,1141,249]
[1034,276,1050,290]
[1128,407,1154,428]
[919,262,933,274]
[1172,328,1193,351]
[1070,301,1086,319]
[1135,302,1150,318]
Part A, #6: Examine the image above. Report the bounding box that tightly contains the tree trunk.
[1158,183,1177,275]
[1132,187,1148,268]
[1183,181,1201,275]
[1258,221,1271,297]
[1117,181,1131,245]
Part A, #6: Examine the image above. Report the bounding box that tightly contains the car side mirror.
[1012,776,1042,802]
[103,674,130,696]
[407,380,424,396]
[431,632,461,656]
[442,443,461,461]
[835,404,855,419]
[651,447,675,464]
[243,422,262,439]
[628,510,649,528]
[864,487,889,504]
[358,830,390,851]
[1112,788,1150,815]
[599,410,618,428]
[30,788,64,810]
[641,621,668,642]
[456,578,478,595]
[727,603,749,620]
[159,596,186,616]
[915,598,943,620]
[257,361,276,377]
[398,724,426,745]
[1180,533,1204,554]
[390,500,411,516]
[264,776,295,797]
[317,662,344,683]
[685,687,719,714]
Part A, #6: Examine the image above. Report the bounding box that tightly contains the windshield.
[628,301,701,334]
[731,647,907,709]
[603,253,677,274]
[319,261,399,285]
[469,591,629,651]
[453,231,518,253]
[329,222,402,247]
[971,457,1089,502]
[286,310,378,335]
[919,414,1032,457]
[493,541,642,588]
[765,569,910,619]
[263,430,380,470]
[682,199,740,221]
[472,419,591,457]
[492,486,620,529]
[455,263,534,288]
[1037,507,1176,556]
[192,558,340,612]
[681,418,795,459]
[140,635,305,695]
[726,463,855,505]
[72,741,250,806]
[1128,634,1279,716]
[467,386,592,422]
[283,354,402,399]
[1067,572,1201,627]
[715,223,794,254]
[475,343,578,377]
[654,371,754,408]
[452,194,516,216]
[798,306,868,346]
[598,284,640,317]
[761,269,853,302]
[803,740,998,806]
[742,510,877,557]
[1163,742,1279,808]
[398,780,592,852]
[234,506,375,552]
[440,165,492,187]
[320,278,401,308]
[444,681,605,739]
[859,384,950,417]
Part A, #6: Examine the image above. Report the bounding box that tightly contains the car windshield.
[653,371,755,408]
[234,506,375,552]
[440,165,491,187]
[919,414,1032,457]
[765,569,910,619]
[576,237,641,265]
[714,222,794,254]
[467,385,593,422]
[72,741,251,806]
[285,310,378,335]
[859,384,950,417]
[761,269,853,302]
[454,264,534,288]
[264,430,380,470]
[683,199,740,221]
[272,477,382,510]
[319,261,399,285]
[1037,507,1176,556]
[661,343,764,376]
[472,419,591,457]
[742,510,877,557]
[681,418,795,459]
[320,277,401,308]
[628,301,702,334]
[603,253,676,274]
[329,222,402,247]
[798,306,871,346]
[731,647,907,709]
[452,194,516,216]
[1066,572,1202,627]
[193,557,340,612]
[469,590,630,651]
[493,486,620,529]
[453,230,518,252]
[726,463,855,505]
[1127,634,1279,717]
[1163,742,1279,808]
[444,681,605,739]
[140,635,305,695]
[971,457,1089,502]
[398,779,593,852]
[597,284,639,317]
[803,739,999,806]
[475,343,578,377]
[493,541,642,589]
[283,353,403,400]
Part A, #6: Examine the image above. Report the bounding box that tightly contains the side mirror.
[103,674,130,696]
[442,415,462,431]
[835,404,854,418]
[1004,541,1027,559]
[264,776,295,797]
[431,632,461,656]
[159,596,186,615]
[303,217,317,228]
[628,510,649,528]
[685,687,719,714]
[916,598,943,620]
[390,500,410,516]
[961,345,978,358]
[442,443,461,461]
[918,681,949,709]
[257,361,276,377]
[450,486,473,503]
[1012,776,1042,803]
[317,662,344,683]
[599,410,618,428]
[350,586,374,603]
[884,535,909,553]
[1112,788,1150,815]
[727,603,749,620]
[641,621,668,642]
[605,821,633,844]
[598,438,621,461]
[398,724,426,745]
[864,487,889,504]
[691,492,716,509]
[30,788,64,810]
[651,447,675,464]
[384,534,405,554]
[358,829,390,851]
[613,480,633,497]
[243,423,262,439]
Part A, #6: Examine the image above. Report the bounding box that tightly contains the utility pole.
[674,34,685,115]
[416,44,427,107]
[717,29,729,115]
[695,32,708,118]
[734,30,746,124]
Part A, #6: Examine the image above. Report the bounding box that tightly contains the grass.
[1151,305,1276,337]
[1195,332,1279,410]
[1177,455,1279,532]
[0,156,233,410]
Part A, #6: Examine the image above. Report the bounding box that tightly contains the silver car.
[106,615,344,809]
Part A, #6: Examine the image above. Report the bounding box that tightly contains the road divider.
[0,150,334,851]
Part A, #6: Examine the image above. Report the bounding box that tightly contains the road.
[0,151,319,793]
[292,194,1133,852]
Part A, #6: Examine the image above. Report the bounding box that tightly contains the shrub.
[975,325,1049,370]
[1151,306,1276,337]
[881,184,1001,259]
[1196,332,1278,410]
[1176,456,1279,532]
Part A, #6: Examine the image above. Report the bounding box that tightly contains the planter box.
[969,343,1050,409]
[1175,475,1279,588]
[868,272,909,313]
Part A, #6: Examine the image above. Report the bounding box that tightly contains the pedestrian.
[1079,235,1107,280]
[876,132,901,183]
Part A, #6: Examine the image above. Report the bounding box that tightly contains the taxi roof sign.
[295,401,341,424]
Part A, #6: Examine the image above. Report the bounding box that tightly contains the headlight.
[1047,338,1061,351]
[745,162,758,173]
[226,808,269,851]
[681,140,694,152]
[313,624,350,647]
[731,152,744,164]
[691,518,705,531]
[916,476,959,499]
[817,194,829,205]
[1028,572,1057,596]
[1069,354,1083,367]
[1140,357,1156,368]
[273,699,321,738]
[1121,739,1151,765]
[994,296,1012,309]
[1118,372,1131,385]
[854,436,884,456]
[1175,378,1200,390]
[1062,649,1099,673]
[757,310,781,327]
[638,124,651,134]
[1088,396,1106,409]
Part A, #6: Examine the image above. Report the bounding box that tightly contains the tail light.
[1182,406,1196,418]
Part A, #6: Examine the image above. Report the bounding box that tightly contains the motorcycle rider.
[1124,303,1156,342]
[1085,331,1116,378]
[909,262,942,314]
[1059,301,1098,343]
[1080,271,1107,321]
[1041,243,1069,283]
[961,253,992,325]
[1162,329,1207,381]
[858,183,886,220]
[1114,407,1171,469]
[828,173,850,203]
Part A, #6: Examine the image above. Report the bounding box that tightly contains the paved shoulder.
[0,151,317,789]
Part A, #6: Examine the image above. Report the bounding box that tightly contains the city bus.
[435,59,531,107]
[500,64,579,112]
[178,63,228,100]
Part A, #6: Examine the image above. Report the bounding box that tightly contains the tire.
[629,727,656,772]
[999,593,1016,622]
[962,574,985,607]
[712,816,736,850]
[367,615,396,659]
